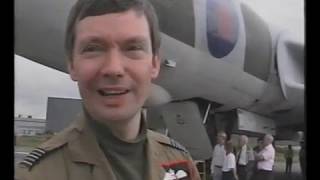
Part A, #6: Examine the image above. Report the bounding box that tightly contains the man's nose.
[100,50,125,78]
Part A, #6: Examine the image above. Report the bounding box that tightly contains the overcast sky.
[14,0,305,119]
[241,0,304,43]
[14,55,80,118]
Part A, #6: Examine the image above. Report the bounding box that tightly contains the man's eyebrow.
[78,36,106,45]
[77,36,149,46]
[123,36,149,44]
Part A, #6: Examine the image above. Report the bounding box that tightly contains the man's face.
[263,136,270,147]
[239,137,245,147]
[217,134,226,145]
[69,10,160,124]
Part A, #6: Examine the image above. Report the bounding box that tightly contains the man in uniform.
[15,0,201,179]
[210,131,227,180]
[299,140,305,179]
[284,144,293,175]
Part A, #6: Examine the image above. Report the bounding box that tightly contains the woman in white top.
[222,141,239,180]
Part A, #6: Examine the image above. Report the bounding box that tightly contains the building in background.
[46,97,82,133]
[15,115,46,136]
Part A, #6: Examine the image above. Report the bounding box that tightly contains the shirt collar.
[262,144,273,152]
[84,107,147,143]
[67,109,148,165]
[66,114,105,165]
[266,144,273,149]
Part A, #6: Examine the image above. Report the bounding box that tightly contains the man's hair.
[264,134,274,144]
[240,135,248,144]
[217,131,227,138]
[225,141,234,153]
[65,0,161,61]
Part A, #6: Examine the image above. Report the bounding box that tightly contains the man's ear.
[151,55,160,79]
[67,60,78,81]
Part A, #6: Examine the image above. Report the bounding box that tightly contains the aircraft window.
[149,0,195,47]
[207,0,239,58]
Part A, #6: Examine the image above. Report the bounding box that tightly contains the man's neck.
[108,112,142,142]
[84,107,143,142]
[263,143,271,149]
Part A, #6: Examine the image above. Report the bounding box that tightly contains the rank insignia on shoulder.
[18,148,47,170]
[158,138,188,154]
[169,138,188,153]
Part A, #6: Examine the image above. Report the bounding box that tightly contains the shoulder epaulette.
[148,130,188,153]
[18,148,49,170]
[163,138,188,154]
[18,130,72,170]
[17,117,84,170]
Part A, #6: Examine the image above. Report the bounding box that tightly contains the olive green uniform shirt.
[88,115,147,180]
[15,113,201,180]
[284,149,293,159]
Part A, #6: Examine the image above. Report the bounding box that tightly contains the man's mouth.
[97,89,130,96]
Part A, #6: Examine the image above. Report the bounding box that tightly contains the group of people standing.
[210,131,275,180]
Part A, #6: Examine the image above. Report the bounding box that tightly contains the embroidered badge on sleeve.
[162,160,190,180]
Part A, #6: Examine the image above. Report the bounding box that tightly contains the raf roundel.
[206,0,239,58]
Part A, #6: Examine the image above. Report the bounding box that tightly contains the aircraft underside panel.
[15,0,75,73]
[146,101,213,160]
[149,0,195,47]
[235,109,276,135]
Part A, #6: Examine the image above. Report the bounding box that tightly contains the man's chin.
[96,111,138,124]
